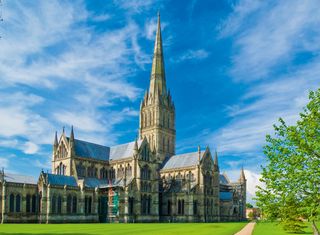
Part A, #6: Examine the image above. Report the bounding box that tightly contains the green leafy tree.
[248,211,254,220]
[256,89,320,235]
[246,203,254,208]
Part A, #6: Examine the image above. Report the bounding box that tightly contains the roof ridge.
[74,138,109,148]
[5,172,35,177]
[110,139,143,148]
[172,151,202,157]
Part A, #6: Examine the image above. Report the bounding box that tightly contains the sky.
[0,0,320,203]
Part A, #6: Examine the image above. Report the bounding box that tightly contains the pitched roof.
[98,176,134,188]
[69,137,142,162]
[161,151,204,170]
[84,177,108,188]
[220,191,232,201]
[73,138,110,161]
[3,173,37,185]
[45,173,78,187]
[110,140,143,161]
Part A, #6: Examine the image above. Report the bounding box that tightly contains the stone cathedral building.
[0,14,246,223]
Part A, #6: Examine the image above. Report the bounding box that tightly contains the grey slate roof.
[161,151,205,170]
[220,191,232,201]
[69,137,141,162]
[84,178,108,188]
[73,138,110,161]
[45,173,78,187]
[110,140,142,161]
[219,174,230,185]
[3,173,37,185]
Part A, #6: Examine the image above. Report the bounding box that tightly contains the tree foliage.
[246,203,254,208]
[256,89,320,235]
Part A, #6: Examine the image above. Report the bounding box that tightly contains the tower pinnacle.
[139,13,176,161]
[239,167,246,182]
[149,12,166,96]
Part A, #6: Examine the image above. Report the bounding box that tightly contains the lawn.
[253,221,320,235]
[0,222,247,235]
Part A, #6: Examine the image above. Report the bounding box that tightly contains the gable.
[201,149,214,171]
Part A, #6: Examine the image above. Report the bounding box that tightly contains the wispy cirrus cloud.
[219,0,320,81]
[0,1,151,171]
[173,49,209,63]
[205,0,320,187]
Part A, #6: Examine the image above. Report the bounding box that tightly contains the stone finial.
[54,131,58,146]
[70,125,74,142]
[239,166,246,183]
[214,149,219,172]
[133,138,138,155]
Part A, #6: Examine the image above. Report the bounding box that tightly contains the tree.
[256,89,320,235]
[246,203,254,208]
[248,211,254,220]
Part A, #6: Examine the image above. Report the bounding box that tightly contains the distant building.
[0,14,246,223]
[246,208,261,220]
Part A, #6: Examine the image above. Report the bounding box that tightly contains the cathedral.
[0,14,246,223]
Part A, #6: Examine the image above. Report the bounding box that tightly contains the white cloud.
[115,0,155,13]
[0,158,10,169]
[219,0,320,81]
[91,13,110,22]
[209,0,320,157]
[226,169,263,204]
[23,142,39,154]
[0,1,150,159]
[173,49,209,63]
[144,18,158,40]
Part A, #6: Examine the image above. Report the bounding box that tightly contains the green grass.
[253,221,320,235]
[0,222,247,235]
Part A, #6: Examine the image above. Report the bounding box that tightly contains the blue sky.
[0,0,320,202]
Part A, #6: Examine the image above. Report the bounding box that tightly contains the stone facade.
[0,14,246,224]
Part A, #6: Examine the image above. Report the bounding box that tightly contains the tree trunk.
[312,220,320,235]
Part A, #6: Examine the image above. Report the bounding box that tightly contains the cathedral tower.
[139,13,175,162]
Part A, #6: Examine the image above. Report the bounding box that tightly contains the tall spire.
[149,12,166,96]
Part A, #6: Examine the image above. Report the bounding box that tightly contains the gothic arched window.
[57,195,62,214]
[9,193,14,213]
[15,194,21,212]
[67,195,72,214]
[77,163,86,177]
[32,195,37,213]
[72,196,77,214]
[26,194,31,213]
[51,195,56,214]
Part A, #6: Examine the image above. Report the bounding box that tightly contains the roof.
[99,176,134,188]
[84,178,108,188]
[161,151,204,170]
[3,173,37,185]
[72,138,110,161]
[220,191,233,201]
[70,137,141,162]
[45,173,78,187]
[110,140,142,161]
[220,174,230,185]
